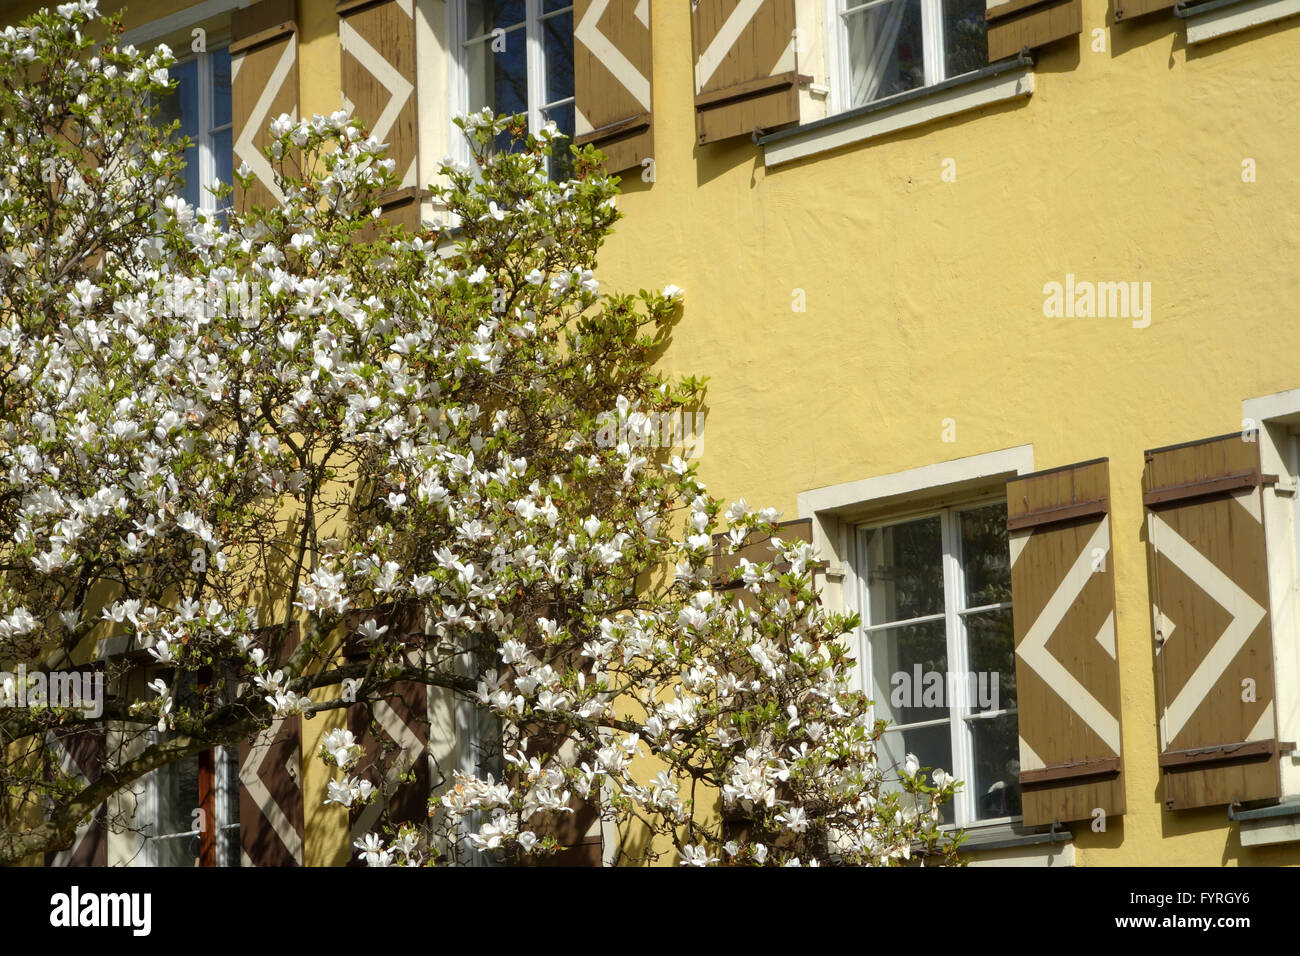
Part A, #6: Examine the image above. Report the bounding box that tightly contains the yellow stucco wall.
[8,0,1299,865]
[589,1,1300,866]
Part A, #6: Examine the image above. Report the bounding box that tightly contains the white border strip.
[1186,0,1300,43]
[764,66,1033,168]
[798,445,1036,517]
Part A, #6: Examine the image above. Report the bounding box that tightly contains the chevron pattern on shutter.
[574,0,654,174]
[985,0,1082,61]
[1114,0,1176,21]
[1006,459,1125,827]
[1143,435,1281,810]
[343,604,430,861]
[231,0,299,211]
[238,621,304,866]
[337,0,420,227]
[44,726,108,867]
[691,0,800,145]
[347,676,431,857]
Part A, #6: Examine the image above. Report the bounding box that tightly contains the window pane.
[880,725,955,826]
[959,501,1010,607]
[942,0,988,79]
[211,48,231,129]
[210,126,233,220]
[964,607,1015,712]
[869,619,948,726]
[465,30,528,121]
[465,0,525,37]
[543,11,574,107]
[167,57,199,140]
[152,752,200,866]
[156,59,200,207]
[217,745,241,867]
[180,144,200,208]
[542,101,574,183]
[844,0,924,108]
[969,713,1021,820]
[862,515,944,625]
[542,0,571,11]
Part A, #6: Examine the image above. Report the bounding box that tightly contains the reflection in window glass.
[841,0,988,108]
[860,500,1019,828]
[153,50,232,214]
[460,1,575,181]
[844,0,924,107]
[862,514,944,624]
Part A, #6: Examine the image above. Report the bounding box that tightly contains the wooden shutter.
[44,726,108,867]
[231,0,299,211]
[690,0,800,146]
[1007,460,1125,827]
[986,0,1083,62]
[344,604,430,861]
[1143,435,1282,810]
[713,518,814,606]
[515,725,603,866]
[574,0,654,174]
[238,621,305,866]
[1114,0,1175,21]
[337,0,422,227]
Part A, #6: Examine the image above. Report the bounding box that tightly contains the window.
[856,499,1020,827]
[455,0,575,180]
[155,47,233,216]
[835,0,987,108]
[142,670,241,866]
[145,745,241,866]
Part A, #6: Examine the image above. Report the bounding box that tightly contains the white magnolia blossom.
[0,5,959,868]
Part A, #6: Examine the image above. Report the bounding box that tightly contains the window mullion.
[199,50,215,213]
[941,508,971,826]
[526,0,543,134]
[923,0,946,84]
[853,528,873,713]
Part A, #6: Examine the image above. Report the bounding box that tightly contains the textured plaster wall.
[592,0,1300,866]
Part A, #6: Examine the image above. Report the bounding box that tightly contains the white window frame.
[447,0,575,173]
[176,46,233,216]
[1241,388,1300,805]
[141,738,241,867]
[797,446,1035,834]
[151,43,232,217]
[826,0,984,115]
[854,495,1019,829]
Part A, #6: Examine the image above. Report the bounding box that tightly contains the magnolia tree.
[0,1,962,866]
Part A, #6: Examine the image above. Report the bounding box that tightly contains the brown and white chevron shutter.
[1006,460,1125,827]
[985,0,1082,62]
[1143,435,1282,810]
[346,679,431,854]
[337,0,421,228]
[515,726,602,866]
[344,604,430,861]
[239,621,305,866]
[44,726,108,867]
[574,0,654,174]
[690,0,799,146]
[713,518,814,608]
[230,0,299,211]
